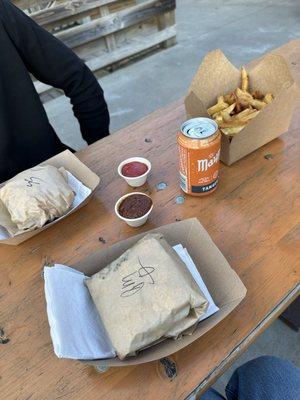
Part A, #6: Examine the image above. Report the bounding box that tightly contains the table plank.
[1,40,300,400]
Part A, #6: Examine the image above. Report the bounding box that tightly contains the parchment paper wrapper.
[0,150,99,245]
[0,165,74,235]
[85,233,208,360]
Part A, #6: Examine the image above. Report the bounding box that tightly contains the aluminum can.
[177,117,221,196]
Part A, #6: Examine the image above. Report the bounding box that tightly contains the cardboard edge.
[185,48,300,166]
[41,150,100,190]
[184,91,209,119]
[249,53,294,89]
[72,218,197,273]
[83,294,247,368]
[66,218,247,366]
[186,219,247,304]
[188,49,240,106]
[0,150,100,245]
[220,81,300,165]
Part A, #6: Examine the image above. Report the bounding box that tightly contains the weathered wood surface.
[99,4,117,53]
[157,9,176,48]
[18,0,177,95]
[34,26,177,94]
[31,0,119,27]
[13,0,51,11]
[1,39,300,400]
[55,0,175,49]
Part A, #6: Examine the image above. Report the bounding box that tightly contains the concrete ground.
[45,0,300,149]
[204,318,299,398]
[44,0,300,396]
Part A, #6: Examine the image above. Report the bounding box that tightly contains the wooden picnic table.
[1,39,300,400]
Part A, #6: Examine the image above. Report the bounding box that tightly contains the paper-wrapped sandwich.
[85,233,208,360]
[0,165,75,235]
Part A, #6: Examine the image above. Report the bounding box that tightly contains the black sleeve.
[0,0,110,144]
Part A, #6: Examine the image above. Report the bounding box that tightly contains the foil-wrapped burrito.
[0,165,74,235]
[85,233,208,360]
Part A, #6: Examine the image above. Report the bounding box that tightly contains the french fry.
[207,96,229,115]
[234,108,253,117]
[206,66,274,137]
[252,90,264,100]
[249,99,267,110]
[236,87,253,103]
[242,112,259,122]
[220,103,236,121]
[234,93,243,113]
[224,93,236,105]
[264,93,274,104]
[235,87,255,110]
[241,67,249,92]
[212,113,223,124]
[232,108,259,122]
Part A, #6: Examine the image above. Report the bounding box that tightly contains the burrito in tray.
[85,233,208,360]
[0,165,75,235]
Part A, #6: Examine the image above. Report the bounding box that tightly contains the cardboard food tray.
[0,150,100,245]
[185,50,300,165]
[71,218,247,367]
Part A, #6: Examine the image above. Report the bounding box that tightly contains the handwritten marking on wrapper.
[120,257,155,298]
[24,176,41,188]
[177,118,221,196]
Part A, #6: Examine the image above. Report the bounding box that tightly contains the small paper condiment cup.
[118,157,151,187]
[115,192,153,228]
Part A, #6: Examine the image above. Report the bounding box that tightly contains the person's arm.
[0,0,109,144]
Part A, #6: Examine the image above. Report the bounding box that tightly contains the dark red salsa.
[121,161,148,178]
[118,194,152,219]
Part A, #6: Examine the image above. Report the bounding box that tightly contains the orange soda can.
[177,117,221,196]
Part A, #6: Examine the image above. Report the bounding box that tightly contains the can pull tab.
[181,118,218,139]
[159,357,177,381]
[189,126,205,136]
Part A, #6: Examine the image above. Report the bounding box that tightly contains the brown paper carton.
[71,218,247,367]
[0,150,100,245]
[185,50,300,165]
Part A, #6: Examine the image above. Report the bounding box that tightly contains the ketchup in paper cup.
[118,157,151,187]
[115,192,153,227]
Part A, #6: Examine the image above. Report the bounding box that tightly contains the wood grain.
[34,26,177,94]
[55,0,176,49]
[15,0,177,95]
[99,5,117,53]
[31,0,119,27]
[157,10,176,48]
[1,39,300,400]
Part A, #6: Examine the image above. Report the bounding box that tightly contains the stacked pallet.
[13,0,177,97]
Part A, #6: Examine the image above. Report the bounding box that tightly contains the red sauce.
[118,194,152,219]
[122,161,148,178]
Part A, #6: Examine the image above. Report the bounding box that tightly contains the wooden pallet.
[13,0,177,96]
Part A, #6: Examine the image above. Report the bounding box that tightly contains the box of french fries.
[185,50,299,165]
